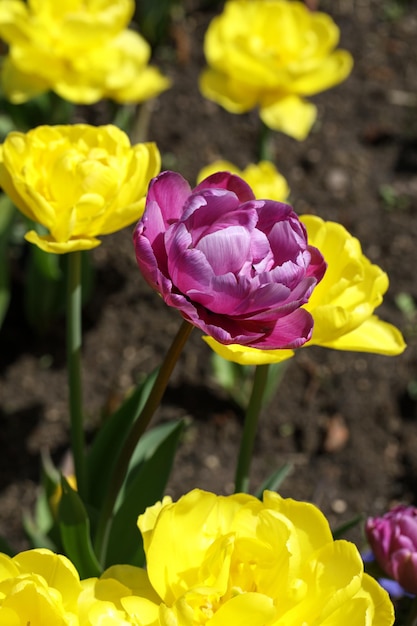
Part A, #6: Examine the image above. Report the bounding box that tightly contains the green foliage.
[104,420,185,568]
[135,0,179,46]
[211,354,288,409]
[87,368,160,510]
[254,463,293,499]
[58,477,102,579]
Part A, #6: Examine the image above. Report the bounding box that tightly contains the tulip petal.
[310,316,406,355]
[197,225,252,276]
[147,171,192,228]
[203,336,295,365]
[290,50,354,96]
[260,95,317,141]
[210,592,276,626]
[254,308,314,349]
[25,230,101,253]
[199,68,258,114]
[194,171,255,203]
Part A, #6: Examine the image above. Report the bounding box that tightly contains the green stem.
[258,121,274,162]
[66,251,87,501]
[95,319,194,561]
[234,364,270,493]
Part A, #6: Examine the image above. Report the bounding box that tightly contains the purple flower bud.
[366,505,417,595]
[134,171,326,349]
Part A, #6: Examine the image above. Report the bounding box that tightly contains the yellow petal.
[311,315,406,355]
[199,68,258,114]
[122,595,160,625]
[12,548,82,608]
[0,56,49,104]
[203,336,295,365]
[209,592,276,626]
[25,230,101,253]
[260,95,317,140]
[290,50,354,96]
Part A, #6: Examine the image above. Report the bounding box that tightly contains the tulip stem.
[234,363,270,493]
[95,319,194,563]
[66,251,87,501]
[258,121,274,162]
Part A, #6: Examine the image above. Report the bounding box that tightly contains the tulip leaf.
[58,476,101,578]
[104,419,184,568]
[254,463,293,499]
[24,243,63,332]
[332,514,364,540]
[87,368,159,511]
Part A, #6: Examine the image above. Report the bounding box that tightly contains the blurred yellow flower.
[0,124,161,253]
[199,0,353,140]
[0,548,82,625]
[138,489,393,626]
[197,160,289,202]
[204,215,406,364]
[0,0,170,104]
[79,564,160,626]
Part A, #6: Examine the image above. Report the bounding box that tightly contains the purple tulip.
[133,171,326,349]
[366,505,417,595]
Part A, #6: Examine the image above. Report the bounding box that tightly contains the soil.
[1,0,417,554]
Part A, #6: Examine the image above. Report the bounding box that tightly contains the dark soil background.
[1,0,417,553]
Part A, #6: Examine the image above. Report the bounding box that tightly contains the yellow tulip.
[197,160,289,202]
[0,548,82,625]
[0,0,170,104]
[138,489,394,625]
[0,124,161,253]
[204,215,406,364]
[199,0,353,140]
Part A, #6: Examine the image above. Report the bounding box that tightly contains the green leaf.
[24,244,63,332]
[254,463,293,499]
[104,420,184,568]
[332,514,364,540]
[0,194,15,234]
[87,368,159,510]
[58,476,101,578]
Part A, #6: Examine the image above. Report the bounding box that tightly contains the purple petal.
[194,171,255,203]
[146,171,191,227]
[268,220,309,265]
[307,244,327,282]
[196,226,252,275]
[256,200,295,234]
[182,192,259,246]
[248,229,274,273]
[252,308,314,349]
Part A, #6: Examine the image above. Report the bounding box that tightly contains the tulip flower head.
[366,505,417,595]
[0,0,170,104]
[134,171,326,349]
[137,489,394,625]
[0,124,161,253]
[200,0,353,140]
